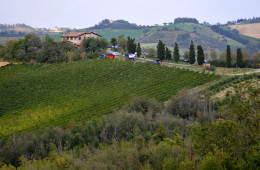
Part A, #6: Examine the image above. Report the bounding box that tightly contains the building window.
[70,37,73,40]
[79,37,81,40]
[67,37,69,40]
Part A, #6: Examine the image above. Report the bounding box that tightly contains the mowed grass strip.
[0,60,218,137]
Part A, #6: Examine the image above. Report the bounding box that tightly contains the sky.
[1,0,260,29]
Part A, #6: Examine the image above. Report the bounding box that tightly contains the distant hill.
[229,23,260,39]
[1,18,260,52]
[0,24,70,44]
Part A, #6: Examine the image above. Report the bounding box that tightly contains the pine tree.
[189,41,195,64]
[157,40,165,61]
[136,43,141,58]
[237,48,243,68]
[127,37,136,53]
[226,45,232,68]
[174,43,180,63]
[165,47,172,60]
[197,45,205,65]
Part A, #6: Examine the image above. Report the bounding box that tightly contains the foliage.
[226,45,232,67]
[110,37,117,46]
[136,42,141,57]
[174,17,199,24]
[127,37,136,53]
[197,45,205,65]
[157,40,165,61]
[189,41,195,64]
[165,46,171,60]
[117,35,127,50]
[173,42,180,63]
[236,48,243,68]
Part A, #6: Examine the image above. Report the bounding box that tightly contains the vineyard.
[0,60,218,137]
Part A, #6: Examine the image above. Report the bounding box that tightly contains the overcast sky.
[1,0,259,29]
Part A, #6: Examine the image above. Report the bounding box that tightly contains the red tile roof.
[62,32,101,37]
[62,32,89,37]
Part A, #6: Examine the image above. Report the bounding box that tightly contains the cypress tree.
[237,48,243,68]
[136,43,141,58]
[157,40,165,61]
[127,37,136,53]
[197,45,205,65]
[110,38,117,46]
[226,45,232,68]
[165,47,172,60]
[174,43,180,63]
[189,41,195,64]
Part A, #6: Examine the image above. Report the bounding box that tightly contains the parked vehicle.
[99,54,107,58]
[147,59,160,64]
[128,53,135,61]
[142,52,149,55]
[184,59,189,62]
[113,52,120,56]
[179,57,185,61]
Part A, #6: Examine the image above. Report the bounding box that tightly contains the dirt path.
[225,69,260,76]
[0,62,10,67]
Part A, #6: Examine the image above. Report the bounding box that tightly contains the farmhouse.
[62,32,101,46]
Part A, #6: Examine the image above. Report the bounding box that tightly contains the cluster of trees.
[0,31,27,37]
[0,82,259,169]
[236,17,260,24]
[90,19,146,30]
[157,40,180,62]
[174,17,199,24]
[0,33,110,63]
[156,40,206,66]
[210,45,260,68]
[210,25,249,45]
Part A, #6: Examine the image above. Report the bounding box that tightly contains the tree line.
[156,39,259,68]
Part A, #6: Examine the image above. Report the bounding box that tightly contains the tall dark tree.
[165,47,171,60]
[136,43,141,58]
[173,43,180,63]
[110,38,117,46]
[226,45,232,68]
[237,48,243,68]
[127,37,136,53]
[157,40,165,61]
[197,45,205,65]
[189,41,195,64]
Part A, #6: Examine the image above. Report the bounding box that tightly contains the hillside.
[229,23,260,39]
[0,60,217,137]
[139,23,245,51]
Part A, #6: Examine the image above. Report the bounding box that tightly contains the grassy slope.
[0,60,217,137]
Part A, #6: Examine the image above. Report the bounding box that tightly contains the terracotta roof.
[62,32,88,37]
[62,32,101,37]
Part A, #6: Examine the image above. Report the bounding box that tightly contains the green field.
[95,29,144,41]
[0,60,218,137]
